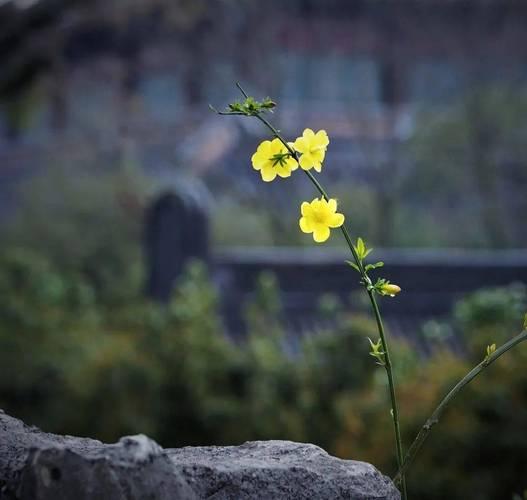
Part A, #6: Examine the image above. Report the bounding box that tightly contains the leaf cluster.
[212,96,276,117]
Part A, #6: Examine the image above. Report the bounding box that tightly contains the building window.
[280,52,380,105]
[409,61,463,103]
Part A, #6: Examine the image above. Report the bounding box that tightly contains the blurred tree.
[405,85,527,248]
[4,163,151,303]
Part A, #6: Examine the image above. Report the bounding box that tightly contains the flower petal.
[328,213,345,228]
[313,225,330,243]
[276,166,292,178]
[303,128,315,139]
[260,167,277,182]
[286,157,299,171]
[251,153,265,170]
[299,154,314,170]
[315,130,329,147]
[294,136,308,153]
[301,202,312,217]
[314,149,325,163]
[299,216,312,233]
[327,199,337,212]
[270,138,283,150]
[257,140,272,155]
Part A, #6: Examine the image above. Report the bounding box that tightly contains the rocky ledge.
[0,410,400,499]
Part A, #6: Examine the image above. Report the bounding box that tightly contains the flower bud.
[380,283,402,297]
[486,343,496,358]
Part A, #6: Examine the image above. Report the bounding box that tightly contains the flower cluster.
[250,128,330,182]
[250,128,340,242]
[242,102,400,296]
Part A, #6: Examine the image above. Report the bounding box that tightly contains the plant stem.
[394,328,527,485]
[367,289,407,500]
[254,111,407,499]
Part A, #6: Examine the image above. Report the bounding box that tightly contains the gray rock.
[0,410,400,499]
[169,440,400,500]
[0,410,196,500]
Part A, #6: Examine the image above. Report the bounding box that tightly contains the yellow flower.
[299,197,344,243]
[251,138,298,182]
[293,128,329,172]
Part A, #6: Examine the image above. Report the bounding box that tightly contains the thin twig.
[394,328,527,485]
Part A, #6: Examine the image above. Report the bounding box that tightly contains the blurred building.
[1,0,527,241]
[2,1,527,147]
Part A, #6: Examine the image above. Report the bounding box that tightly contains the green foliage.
[216,93,276,116]
[354,237,372,261]
[403,85,527,248]
[297,313,381,451]
[1,242,526,500]
[409,346,527,499]
[454,283,527,360]
[0,254,380,448]
[212,197,278,246]
[3,164,151,304]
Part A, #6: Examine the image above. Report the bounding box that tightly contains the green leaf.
[356,238,365,257]
[365,261,383,271]
[354,237,374,261]
[262,97,277,109]
[345,260,360,272]
[218,91,278,117]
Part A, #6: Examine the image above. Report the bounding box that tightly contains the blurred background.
[1,1,527,498]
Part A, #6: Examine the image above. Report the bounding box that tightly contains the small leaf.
[262,97,277,109]
[484,343,496,362]
[345,260,360,272]
[357,238,365,257]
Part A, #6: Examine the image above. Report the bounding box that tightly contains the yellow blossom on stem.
[299,197,345,243]
[251,138,298,182]
[293,128,329,172]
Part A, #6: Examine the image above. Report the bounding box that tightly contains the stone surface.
[0,410,196,500]
[169,440,400,500]
[0,410,400,499]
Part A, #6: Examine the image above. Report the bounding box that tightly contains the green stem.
[254,111,407,499]
[394,328,527,485]
[367,289,407,499]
